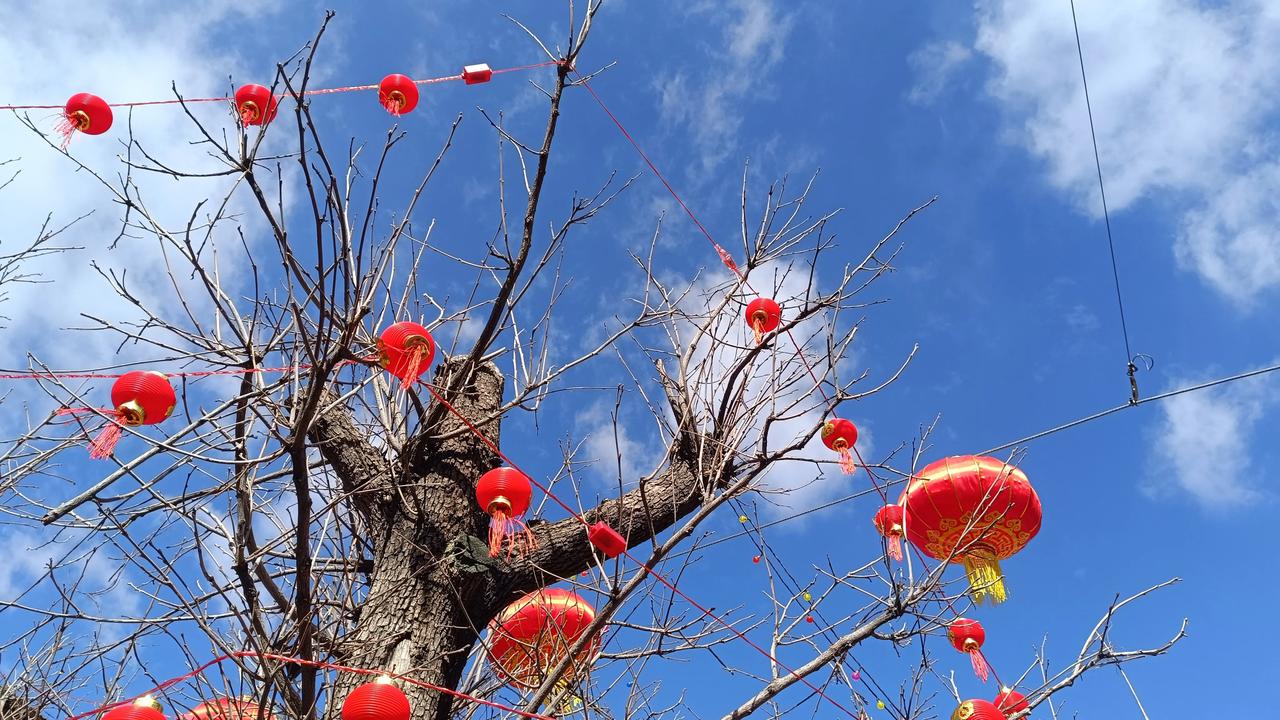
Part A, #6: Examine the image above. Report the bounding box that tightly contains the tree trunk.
[316,360,509,720]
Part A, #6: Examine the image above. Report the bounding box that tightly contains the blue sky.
[1,0,1277,717]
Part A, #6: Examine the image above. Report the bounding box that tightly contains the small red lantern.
[180,697,274,720]
[488,589,600,691]
[377,321,435,389]
[476,467,535,558]
[820,418,858,474]
[378,74,419,116]
[462,63,493,85]
[587,521,626,558]
[901,455,1042,605]
[873,504,905,561]
[341,677,409,720]
[89,371,176,460]
[104,696,166,720]
[948,618,990,682]
[234,84,277,126]
[951,699,1005,720]
[58,93,113,146]
[744,297,781,344]
[993,688,1028,716]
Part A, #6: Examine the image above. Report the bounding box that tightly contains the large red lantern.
[744,297,781,344]
[820,418,858,474]
[89,371,176,459]
[180,697,274,720]
[993,688,1028,716]
[104,696,166,720]
[476,467,535,558]
[951,699,1005,720]
[378,74,419,115]
[488,589,601,693]
[58,93,113,146]
[377,321,435,389]
[947,618,990,682]
[901,455,1041,605]
[341,677,410,720]
[234,84,277,126]
[873,504,905,561]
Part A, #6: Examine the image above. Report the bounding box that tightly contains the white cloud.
[1146,373,1276,509]
[908,41,973,105]
[575,400,659,487]
[0,2,287,433]
[1174,160,1280,305]
[972,0,1280,304]
[656,1,794,182]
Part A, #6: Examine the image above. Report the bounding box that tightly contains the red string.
[572,74,839,413]
[67,651,554,720]
[0,61,560,112]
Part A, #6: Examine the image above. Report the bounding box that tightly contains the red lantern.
[476,467,535,558]
[951,699,1005,720]
[901,455,1041,605]
[993,688,1028,716]
[462,63,493,85]
[377,321,435,389]
[341,677,409,720]
[744,297,781,344]
[58,93,113,146]
[180,698,273,720]
[89,371,176,460]
[873,504,905,562]
[947,618,991,682]
[587,521,626,558]
[104,696,166,720]
[234,84,277,126]
[820,418,858,474]
[488,589,600,691]
[378,74,419,116]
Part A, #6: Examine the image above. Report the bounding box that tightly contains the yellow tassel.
[962,548,1007,605]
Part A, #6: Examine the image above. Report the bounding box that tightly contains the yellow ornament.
[803,591,812,602]
[876,700,885,710]
[738,515,748,523]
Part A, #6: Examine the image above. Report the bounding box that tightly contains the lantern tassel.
[969,649,991,683]
[751,318,765,345]
[88,420,123,460]
[837,447,856,474]
[400,344,427,390]
[240,105,257,126]
[488,510,536,558]
[886,536,903,562]
[962,548,1007,605]
[553,685,583,716]
[54,116,80,149]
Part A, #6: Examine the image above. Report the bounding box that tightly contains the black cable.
[679,361,1280,547]
[1070,0,1139,395]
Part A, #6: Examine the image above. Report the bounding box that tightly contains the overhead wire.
[1069,0,1142,404]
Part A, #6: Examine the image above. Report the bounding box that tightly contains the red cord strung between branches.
[68,651,555,720]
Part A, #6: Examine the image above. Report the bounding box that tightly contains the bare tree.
[0,5,1182,720]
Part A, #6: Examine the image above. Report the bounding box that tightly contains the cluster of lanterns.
[743,298,1040,718]
[73,304,1041,717]
[341,588,602,719]
[56,64,495,145]
[875,455,1042,718]
[100,589,602,720]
